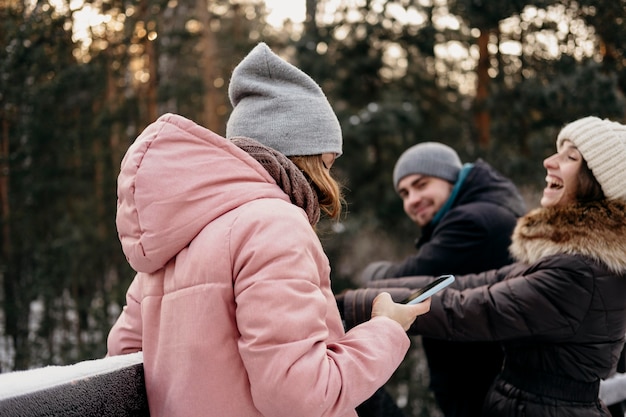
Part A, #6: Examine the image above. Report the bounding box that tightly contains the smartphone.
[402,275,455,305]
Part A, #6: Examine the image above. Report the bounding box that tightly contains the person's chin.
[540,189,561,208]
[415,213,434,227]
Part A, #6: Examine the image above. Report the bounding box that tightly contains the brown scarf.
[231,137,320,225]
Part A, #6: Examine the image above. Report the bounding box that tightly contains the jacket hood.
[116,113,288,274]
[510,199,626,274]
[455,160,527,218]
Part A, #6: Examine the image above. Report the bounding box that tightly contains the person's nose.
[543,153,558,169]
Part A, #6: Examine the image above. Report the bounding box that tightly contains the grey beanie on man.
[226,43,342,157]
[393,142,462,190]
[557,116,626,200]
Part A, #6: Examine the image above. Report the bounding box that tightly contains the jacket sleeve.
[341,266,517,329]
[366,264,517,291]
[410,255,595,341]
[230,202,411,417]
[342,287,413,330]
[360,261,396,282]
[363,203,515,280]
[107,274,144,356]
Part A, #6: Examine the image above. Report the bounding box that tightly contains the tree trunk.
[305,0,318,35]
[197,0,222,133]
[474,27,490,148]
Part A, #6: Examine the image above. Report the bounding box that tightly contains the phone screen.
[402,275,455,305]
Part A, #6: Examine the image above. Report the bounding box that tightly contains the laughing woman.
[340,116,626,417]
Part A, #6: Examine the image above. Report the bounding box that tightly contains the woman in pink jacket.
[107,43,430,417]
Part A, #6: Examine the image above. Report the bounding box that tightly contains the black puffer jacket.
[344,199,626,417]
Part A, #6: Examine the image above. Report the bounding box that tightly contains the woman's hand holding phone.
[371,292,431,331]
[371,275,454,330]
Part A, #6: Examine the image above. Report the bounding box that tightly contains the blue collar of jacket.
[431,163,474,226]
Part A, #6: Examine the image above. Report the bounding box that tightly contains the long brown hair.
[577,159,605,203]
[290,155,345,220]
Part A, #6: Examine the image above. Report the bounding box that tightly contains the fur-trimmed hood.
[509,199,626,274]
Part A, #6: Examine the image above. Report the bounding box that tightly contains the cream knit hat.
[557,116,626,200]
[226,43,342,157]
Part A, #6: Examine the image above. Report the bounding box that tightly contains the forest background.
[1,0,625,415]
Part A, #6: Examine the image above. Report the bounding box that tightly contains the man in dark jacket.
[359,142,527,417]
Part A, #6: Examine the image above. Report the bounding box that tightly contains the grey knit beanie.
[557,116,626,200]
[226,43,342,157]
[393,142,462,190]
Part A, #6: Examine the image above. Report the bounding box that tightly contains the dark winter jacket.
[362,160,527,280]
[344,199,626,417]
[359,159,527,416]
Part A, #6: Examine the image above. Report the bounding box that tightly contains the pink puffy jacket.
[107,114,411,417]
